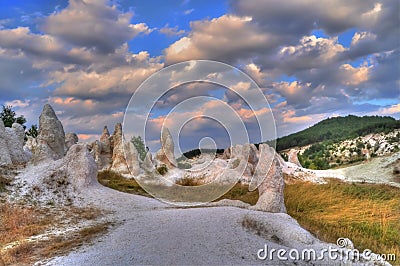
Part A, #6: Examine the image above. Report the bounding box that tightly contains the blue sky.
[0,0,398,151]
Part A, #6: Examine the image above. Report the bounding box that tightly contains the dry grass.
[285,180,400,262]
[0,202,108,265]
[0,204,51,246]
[215,183,259,205]
[98,170,149,197]
[175,176,205,186]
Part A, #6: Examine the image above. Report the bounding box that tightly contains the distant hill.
[274,115,400,152]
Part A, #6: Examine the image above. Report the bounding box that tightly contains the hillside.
[274,115,400,151]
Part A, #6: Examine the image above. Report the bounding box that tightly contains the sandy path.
[40,186,298,265]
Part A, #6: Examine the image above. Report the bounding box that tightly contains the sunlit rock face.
[0,121,29,166]
[32,104,66,164]
[155,127,177,168]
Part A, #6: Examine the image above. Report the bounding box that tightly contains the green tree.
[131,136,146,161]
[0,105,26,128]
[26,124,38,138]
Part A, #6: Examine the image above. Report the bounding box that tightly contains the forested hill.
[274,115,400,151]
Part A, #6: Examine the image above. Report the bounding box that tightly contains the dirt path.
[37,185,388,266]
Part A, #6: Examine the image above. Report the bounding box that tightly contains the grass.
[0,203,108,265]
[175,176,205,186]
[98,170,399,262]
[97,170,149,197]
[285,180,400,262]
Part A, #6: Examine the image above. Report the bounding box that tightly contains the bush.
[131,136,146,161]
[177,162,192,169]
[156,164,168,175]
[175,176,204,186]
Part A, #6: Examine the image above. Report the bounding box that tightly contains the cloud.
[164,15,275,64]
[378,104,400,116]
[159,24,185,37]
[43,0,151,53]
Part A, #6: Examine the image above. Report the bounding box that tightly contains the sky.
[0,0,399,152]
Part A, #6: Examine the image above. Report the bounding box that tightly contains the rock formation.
[0,120,30,166]
[110,123,130,174]
[155,127,177,168]
[0,120,13,166]
[142,151,155,172]
[124,141,140,176]
[63,144,98,190]
[253,144,286,213]
[90,126,113,171]
[16,143,99,204]
[288,149,302,167]
[65,133,79,150]
[32,104,66,163]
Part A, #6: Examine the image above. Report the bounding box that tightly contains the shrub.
[175,176,204,186]
[131,136,147,161]
[156,164,168,175]
[177,162,192,169]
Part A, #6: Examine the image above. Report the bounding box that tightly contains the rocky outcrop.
[65,133,79,150]
[15,143,99,205]
[63,144,98,190]
[110,123,130,174]
[253,144,286,213]
[32,104,65,164]
[0,120,13,166]
[142,151,155,172]
[288,149,302,167]
[155,127,177,168]
[124,141,140,176]
[0,121,29,166]
[90,126,113,171]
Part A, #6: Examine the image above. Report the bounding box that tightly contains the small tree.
[26,124,38,138]
[0,105,26,128]
[131,136,146,161]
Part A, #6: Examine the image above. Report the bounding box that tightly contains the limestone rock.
[288,149,302,167]
[110,123,131,174]
[33,104,65,163]
[65,133,79,150]
[222,148,231,159]
[253,144,286,213]
[124,141,140,176]
[155,127,177,168]
[64,144,98,190]
[0,121,29,165]
[100,126,111,143]
[25,136,38,153]
[142,151,155,171]
[0,120,12,166]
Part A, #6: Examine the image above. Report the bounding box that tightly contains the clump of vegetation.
[177,162,192,169]
[156,164,168,175]
[175,176,204,186]
[97,170,149,197]
[131,136,147,161]
[0,175,11,192]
